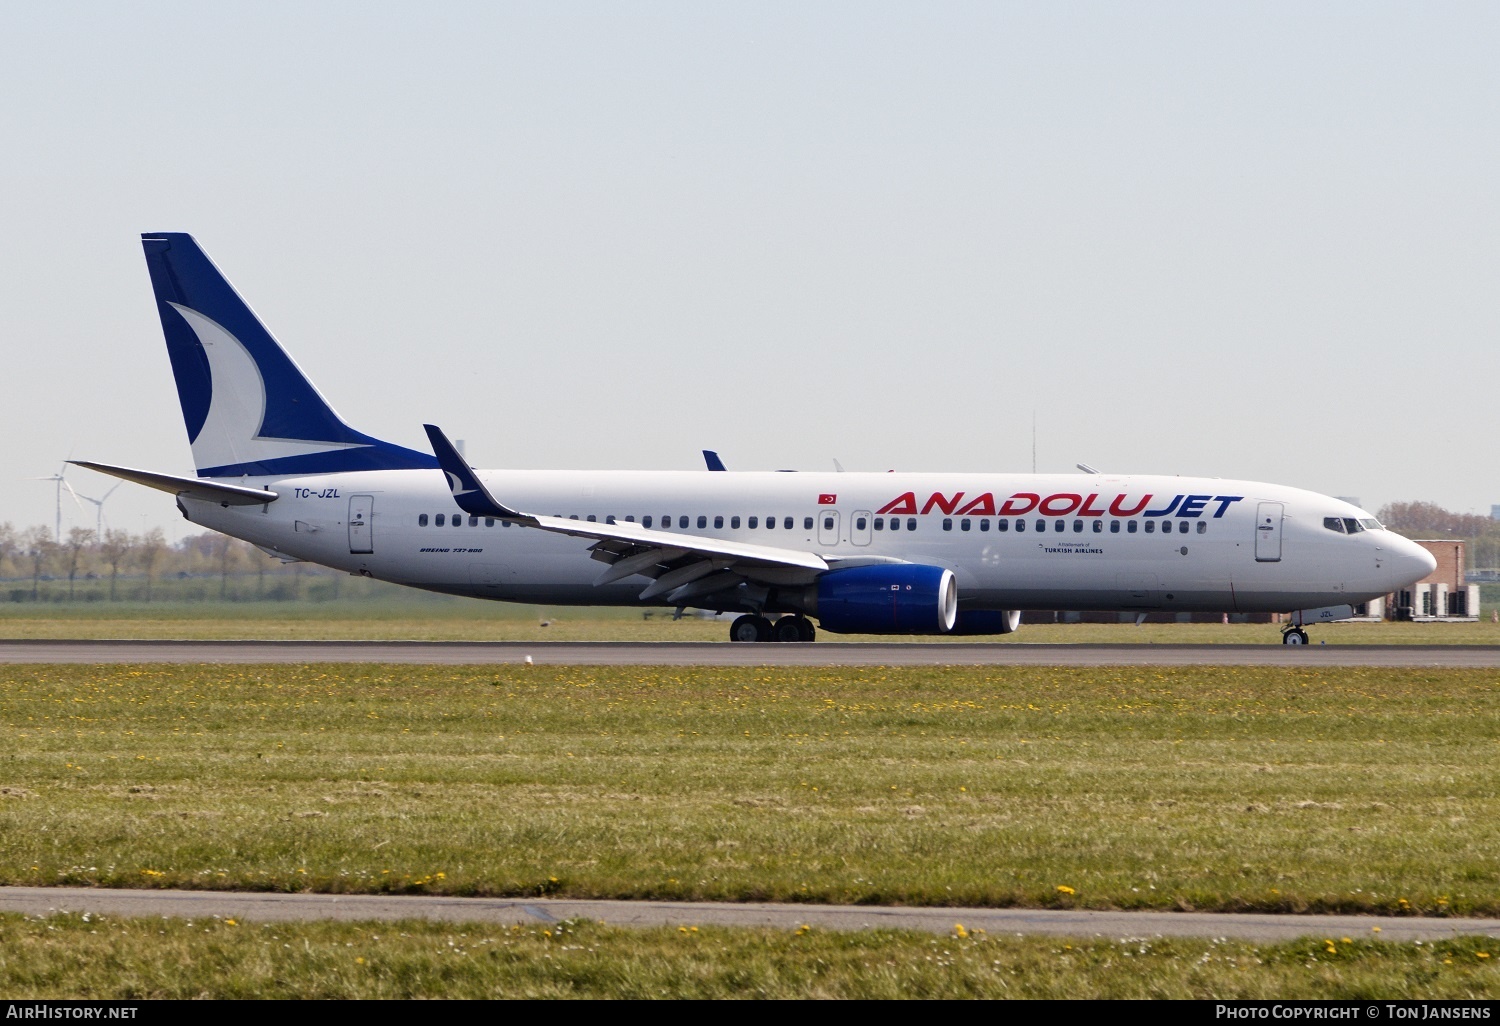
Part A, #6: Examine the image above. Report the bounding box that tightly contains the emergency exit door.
[1254,502,1282,562]
[349,495,374,554]
[818,510,840,547]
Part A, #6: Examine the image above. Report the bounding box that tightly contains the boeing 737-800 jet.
[73,233,1436,644]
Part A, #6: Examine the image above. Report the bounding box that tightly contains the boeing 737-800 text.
[73,234,1436,644]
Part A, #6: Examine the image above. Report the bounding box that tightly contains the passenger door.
[348,494,374,554]
[1255,502,1283,562]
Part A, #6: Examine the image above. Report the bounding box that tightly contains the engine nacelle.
[814,564,957,635]
[950,609,1022,635]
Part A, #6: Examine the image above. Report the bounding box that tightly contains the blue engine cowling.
[814,564,957,635]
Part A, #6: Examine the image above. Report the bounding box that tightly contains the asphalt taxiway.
[1,887,1495,942]
[3,639,1500,666]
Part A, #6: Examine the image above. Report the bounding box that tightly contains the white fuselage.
[179,468,1435,617]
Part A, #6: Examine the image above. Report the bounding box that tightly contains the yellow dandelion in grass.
[1341,937,1352,944]
[225,919,238,927]
[1479,952,1491,959]
[355,957,365,964]
[1056,885,1075,895]
[954,924,969,939]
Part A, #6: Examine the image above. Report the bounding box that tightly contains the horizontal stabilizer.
[69,461,278,506]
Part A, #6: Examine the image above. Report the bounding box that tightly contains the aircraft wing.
[423,425,828,602]
[69,460,278,506]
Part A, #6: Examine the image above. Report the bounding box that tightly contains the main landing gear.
[730,614,816,643]
[1281,626,1309,645]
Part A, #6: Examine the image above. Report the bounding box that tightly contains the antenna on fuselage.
[1077,463,1100,475]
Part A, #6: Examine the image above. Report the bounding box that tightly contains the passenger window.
[714,516,724,529]
[1127,520,1137,534]
[469,516,479,526]
[643,516,653,528]
[1073,519,1083,533]
[1035,519,1045,532]
[1196,522,1207,534]
[625,516,635,523]
[855,517,867,530]
[874,517,884,530]
[1144,521,1155,534]
[786,517,795,530]
[1109,520,1119,533]
[1324,517,1346,533]
[980,519,990,532]
[803,517,812,530]
[730,516,740,529]
[1343,518,1362,534]
[697,515,707,529]
[748,517,758,529]
[961,519,970,532]
[1054,520,1065,533]
[1092,520,1102,533]
[586,515,596,523]
[435,514,445,526]
[569,514,579,521]
[486,518,495,527]
[661,516,671,529]
[943,518,953,531]
[1015,519,1025,533]
[766,516,775,529]
[680,516,689,529]
[605,515,616,525]
[502,520,511,527]
[824,516,835,531]
[998,519,1009,532]
[419,514,429,526]
[890,518,901,532]
[906,518,917,531]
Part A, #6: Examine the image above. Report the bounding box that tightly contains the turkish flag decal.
[818,494,837,505]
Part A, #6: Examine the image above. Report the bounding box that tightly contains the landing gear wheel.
[771,616,815,643]
[730,614,773,643]
[1282,627,1309,645]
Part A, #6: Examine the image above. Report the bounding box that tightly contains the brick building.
[1380,539,1478,620]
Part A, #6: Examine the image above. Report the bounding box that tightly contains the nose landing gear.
[1281,626,1309,645]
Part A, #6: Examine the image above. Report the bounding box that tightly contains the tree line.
[1374,502,1500,568]
[0,524,352,603]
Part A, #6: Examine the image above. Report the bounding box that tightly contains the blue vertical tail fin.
[141,232,438,478]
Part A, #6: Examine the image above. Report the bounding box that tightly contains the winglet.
[422,424,526,519]
[703,449,727,472]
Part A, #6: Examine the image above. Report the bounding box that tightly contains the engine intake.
[814,564,957,635]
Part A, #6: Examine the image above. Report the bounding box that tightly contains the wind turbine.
[31,463,84,542]
[74,481,123,536]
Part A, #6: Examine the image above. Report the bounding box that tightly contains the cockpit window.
[1323,517,1346,533]
[1359,518,1382,530]
[1342,518,1364,534]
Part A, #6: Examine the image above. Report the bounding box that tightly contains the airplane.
[72,233,1437,646]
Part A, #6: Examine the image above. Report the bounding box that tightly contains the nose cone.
[1386,535,1437,587]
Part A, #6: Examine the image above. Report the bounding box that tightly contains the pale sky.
[3,2,1497,542]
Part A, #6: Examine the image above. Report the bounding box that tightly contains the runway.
[3,639,1500,666]
[1,886,1494,942]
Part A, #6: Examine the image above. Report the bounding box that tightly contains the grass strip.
[0,912,1494,999]
[3,604,1500,644]
[1,663,1497,915]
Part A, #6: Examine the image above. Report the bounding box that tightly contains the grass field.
[3,600,1500,643]
[1,913,1494,998]
[1,663,1497,917]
